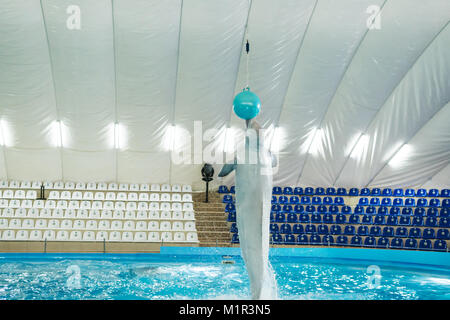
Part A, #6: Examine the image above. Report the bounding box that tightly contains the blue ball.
[233,88,261,120]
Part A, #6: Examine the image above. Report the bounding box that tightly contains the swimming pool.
[0,247,449,300]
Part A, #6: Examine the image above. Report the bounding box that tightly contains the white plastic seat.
[72,191,83,200]
[9,199,20,208]
[134,232,147,242]
[69,231,82,241]
[64,182,75,190]
[160,221,171,231]
[173,232,185,242]
[56,230,69,241]
[64,209,77,219]
[68,200,80,210]
[35,219,47,228]
[172,221,184,231]
[31,181,42,189]
[119,183,129,191]
[122,231,133,241]
[148,221,159,231]
[111,220,122,230]
[137,202,148,210]
[136,221,147,230]
[160,231,172,242]
[48,219,60,229]
[86,220,98,230]
[20,181,32,189]
[109,231,121,241]
[123,220,135,230]
[113,210,124,219]
[3,190,13,199]
[101,210,113,219]
[61,220,73,229]
[105,192,116,200]
[172,203,182,211]
[2,208,14,217]
[160,202,171,211]
[2,230,15,240]
[60,191,71,200]
[0,181,8,188]
[140,184,150,191]
[52,209,64,218]
[184,221,196,231]
[22,199,33,208]
[129,184,139,191]
[87,182,97,190]
[128,193,138,201]
[45,200,56,209]
[149,193,160,202]
[125,211,136,220]
[96,231,108,241]
[148,231,160,242]
[43,230,56,240]
[0,199,8,208]
[33,200,44,208]
[43,181,53,189]
[0,219,8,228]
[25,190,37,200]
[161,193,171,202]
[115,202,125,210]
[126,202,137,211]
[76,210,89,219]
[182,185,192,193]
[160,211,171,220]
[14,190,26,199]
[97,182,107,190]
[161,184,171,192]
[183,203,193,211]
[186,232,198,242]
[30,230,42,240]
[182,194,193,202]
[92,201,102,210]
[56,200,68,209]
[171,193,182,202]
[89,210,101,219]
[9,219,21,228]
[172,211,183,220]
[73,220,85,229]
[136,211,147,219]
[40,208,52,218]
[148,211,160,219]
[116,192,127,201]
[15,208,27,217]
[54,181,64,189]
[82,191,94,200]
[94,192,105,200]
[75,182,86,190]
[27,208,39,218]
[83,231,95,241]
[98,220,110,230]
[103,201,114,210]
[108,183,118,190]
[171,184,181,192]
[9,181,20,189]
[150,184,160,192]
[22,219,34,228]
[138,193,149,201]
[80,200,91,210]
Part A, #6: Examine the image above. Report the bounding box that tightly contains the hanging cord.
[245,39,250,89]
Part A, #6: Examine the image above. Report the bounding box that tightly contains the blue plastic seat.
[428,189,439,197]
[271,204,281,213]
[429,199,440,207]
[317,224,329,235]
[230,186,235,194]
[270,224,279,233]
[366,207,376,215]
[417,198,427,207]
[436,229,450,240]
[305,224,316,234]
[287,213,298,223]
[322,235,334,245]
[422,228,435,239]
[227,212,236,222]
[393,188,403,197]
[440,189,449,197]
[405,189,415,197]
[310,234,321,245]
[218,185,229,193]
[225,203,235,213]
[349,188,359,196]
[329,205,339,214]
[350,236,363,246]
[382,226,394,237]
[409,227,421,238]
[278,196,288,204]
[273,186,282,194]
[297,234,309,244]
[425,217,437,227]
[315,187,325,195]
[293,187,304,195]
[393,198,403,206]
[289,196,300,204]
[341,206,352,214]
[301,196,311,205]
[230,223,238,233]
[405,198,415,207]
[344,225,355,235]
[284,234,296,245]
[334,197,344,205]
[386,216,398,226]
[317,205,327,214]
[398,216,411,226]
[330,225,342,235]
[382,188,392,196]
[292,224,304,234]
[414,207,425,216]
[270,213,276,222]
[283,187,293,195]
[354,206,364,214]
[377,237,389,248]
[294,204,304,213]
[371,188,381,196]
[323,214,334,224]
[231,233,239,243]
[311,213,321,223]
[275,213,285,223]
[312,196,321,205]
[369,226,381,237]
[348,214,360,224]
[304,187,314,195]
[439,217,450,228]
[389,207,400,215]
[416,189,427,197]
[378,207,388,215]
[390,238,403,249]
[419,239,432,250]
[361,215,372,224]
[440,208,449,217]
[443,199,450,208]
[395,227,408,237]
[280,223,292,234]
[404,238,417,249]
[336,235,348,246]
[433,239,447,251]
[359,198,368,206]
[326,187,336,195]
[323,197,333,205]
[427,208,438,217]
[306,205,316,213]
[374,215,385,225]
[411,216,423,226]
[272,233,283,244]
[357,226,368,236]
[337,188,347,196]
[363,236,376,247]
[299,213,309,223]
[360,188,370,196]
[282,205,293,213]
[271,196,277,204]
[381,198,391,206]
[222,195,233,203]
[401,208,412,216]
[335,214,346,224]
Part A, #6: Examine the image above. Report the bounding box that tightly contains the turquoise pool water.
[0,248,449,300]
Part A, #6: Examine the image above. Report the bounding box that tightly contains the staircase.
[192,192,232,247]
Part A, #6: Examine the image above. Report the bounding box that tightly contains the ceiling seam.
[294,0,389,186]
[111,0,119,182]
[333,18,450,186]
[39,0,65,181]
[418,161,450,188]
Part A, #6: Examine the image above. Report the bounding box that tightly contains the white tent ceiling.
[0,0,449,191]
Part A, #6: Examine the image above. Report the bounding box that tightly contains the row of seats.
[0,208,195,220]
[358,197,447,207]
[231,233,447,251]
[0,219,196,232]
[218,185,450,197]
[0,230,198,242]
[0,181,192,193]
[0,199,194,211]
[269,205,450,216]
